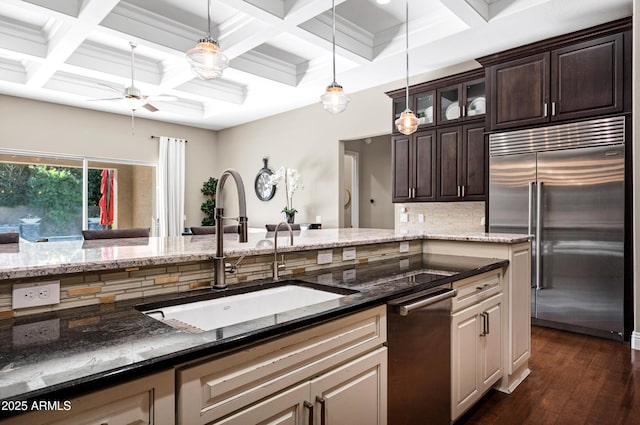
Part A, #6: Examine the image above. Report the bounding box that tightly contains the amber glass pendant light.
[395,0,419,135]
[186,0,229,80]
[321,0,349,114]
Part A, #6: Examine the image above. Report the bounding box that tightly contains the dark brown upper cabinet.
[480,18,630,132]
[392,130,436,202]
[392,91,436,133]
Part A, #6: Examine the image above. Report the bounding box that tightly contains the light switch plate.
[342,247,356,261]
[317,250,333,265]
[13,281,60,309]
[400,213,408,223]
[418,213,425,223]
[399,242,410,253]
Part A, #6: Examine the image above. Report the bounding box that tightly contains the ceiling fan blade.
[146,95,179,102]
[98,83,124,95]
[143,103,159,112]
[87,97,123,101]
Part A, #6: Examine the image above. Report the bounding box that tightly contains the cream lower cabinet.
[452,291,503,421]
[177,306,387,425]
[214,348,387,425]
[0,370,175,425]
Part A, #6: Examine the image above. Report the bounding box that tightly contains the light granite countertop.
[0,228,529,280]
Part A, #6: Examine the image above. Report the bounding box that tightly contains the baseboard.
[631,331,640,351]
[495,363,531,394]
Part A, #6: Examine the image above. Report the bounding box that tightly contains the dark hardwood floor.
[456,326,640,425]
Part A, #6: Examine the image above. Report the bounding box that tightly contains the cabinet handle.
[461,185,465,197]
[304,400,314,425]
[461,105,466,117]
[543,102,548,117]
[457,186,461,197]
[551,101,556,116]
[475,283,491,292]
[412,187,416,198]
[316,396,326,425]
[484,311,490,335]
[480,312,487,337]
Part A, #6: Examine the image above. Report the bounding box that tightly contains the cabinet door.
[415,91,435,128]
[480,295,503,391]
[212,382,311,425]
[437,127,462,201]
[551,34,623,121]
[311,348,387,425]
[461,124,486,200]
[392,135,411,202]
[489,53,550,130]
[413,131,437,201]
[437,84,462,125]
[464,78,486,120]
[451,306,480,420]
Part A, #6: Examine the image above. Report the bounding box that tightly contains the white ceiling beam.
[26,0,121,88]
[440,0,489,26]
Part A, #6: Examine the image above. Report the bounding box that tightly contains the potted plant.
[200,177,218,226]
[268,167,303,224]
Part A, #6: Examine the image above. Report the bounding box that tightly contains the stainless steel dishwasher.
[387,281,457,425]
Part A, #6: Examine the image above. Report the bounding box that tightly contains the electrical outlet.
[399,242,410,253]
[317,250,333,265]
[343,269,356,281]
[13,281,60,309]
[13,318,60,346]
[400,213,409,223]
[342,247,356,261]
[418,213,425,223]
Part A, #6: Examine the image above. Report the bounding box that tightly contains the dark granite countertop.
[0,253,507,415]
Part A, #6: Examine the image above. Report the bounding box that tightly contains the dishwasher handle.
[397,288,457,316]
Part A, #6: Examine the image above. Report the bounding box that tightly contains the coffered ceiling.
[0,0,632,130]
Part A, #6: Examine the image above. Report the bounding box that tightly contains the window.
[0,152,155,241]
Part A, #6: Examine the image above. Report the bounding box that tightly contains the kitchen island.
[0,229,530,423]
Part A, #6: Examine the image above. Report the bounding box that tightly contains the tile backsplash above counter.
[395,202,485,233]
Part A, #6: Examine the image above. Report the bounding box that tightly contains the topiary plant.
[200,177,218,226]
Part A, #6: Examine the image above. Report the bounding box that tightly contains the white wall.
[216,61,480,228]
[0,95,218,227]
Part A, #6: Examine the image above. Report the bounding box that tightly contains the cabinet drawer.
[452,270,502,312]
[177,305,387,425]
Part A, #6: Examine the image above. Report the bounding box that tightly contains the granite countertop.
[0,228,529,280]
[0,252,508,410]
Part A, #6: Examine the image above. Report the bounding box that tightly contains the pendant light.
[321,0,349,114]
[395,0,419,135]
[186,0,229,80]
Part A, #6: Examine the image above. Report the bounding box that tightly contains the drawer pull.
[475,283,491,291]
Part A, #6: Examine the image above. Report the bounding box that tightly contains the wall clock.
[254,157,276,201]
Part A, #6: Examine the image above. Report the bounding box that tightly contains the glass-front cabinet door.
[415,92,434,127]
[464,79,486,119]
[437,86,461,124]
[437,79,486,125]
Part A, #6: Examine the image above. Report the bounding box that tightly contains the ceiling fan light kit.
[186,0,229,80]
[395,0,419,135]
[321,0,349,114]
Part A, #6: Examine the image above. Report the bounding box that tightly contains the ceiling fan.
[89,42,178,132]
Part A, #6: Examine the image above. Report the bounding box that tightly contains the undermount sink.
[141,283,354,333]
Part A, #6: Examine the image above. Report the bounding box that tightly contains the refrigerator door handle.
[536,181,543,290]
[528,182,535,236]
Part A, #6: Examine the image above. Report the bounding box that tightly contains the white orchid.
[268,166,304,214]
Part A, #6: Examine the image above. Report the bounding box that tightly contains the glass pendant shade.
[321,82,350,114]
[395,109,420,135]
[119,96,147,111]
[186,37,229,80]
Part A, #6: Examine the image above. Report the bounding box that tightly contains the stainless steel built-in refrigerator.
[489,116,625,339]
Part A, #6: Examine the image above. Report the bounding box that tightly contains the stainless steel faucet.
[272,221,294,280]
[212,169,248,289]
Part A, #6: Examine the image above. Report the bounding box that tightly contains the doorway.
[342,136,394,229]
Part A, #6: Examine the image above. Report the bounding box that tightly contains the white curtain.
[157,137,186,237]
